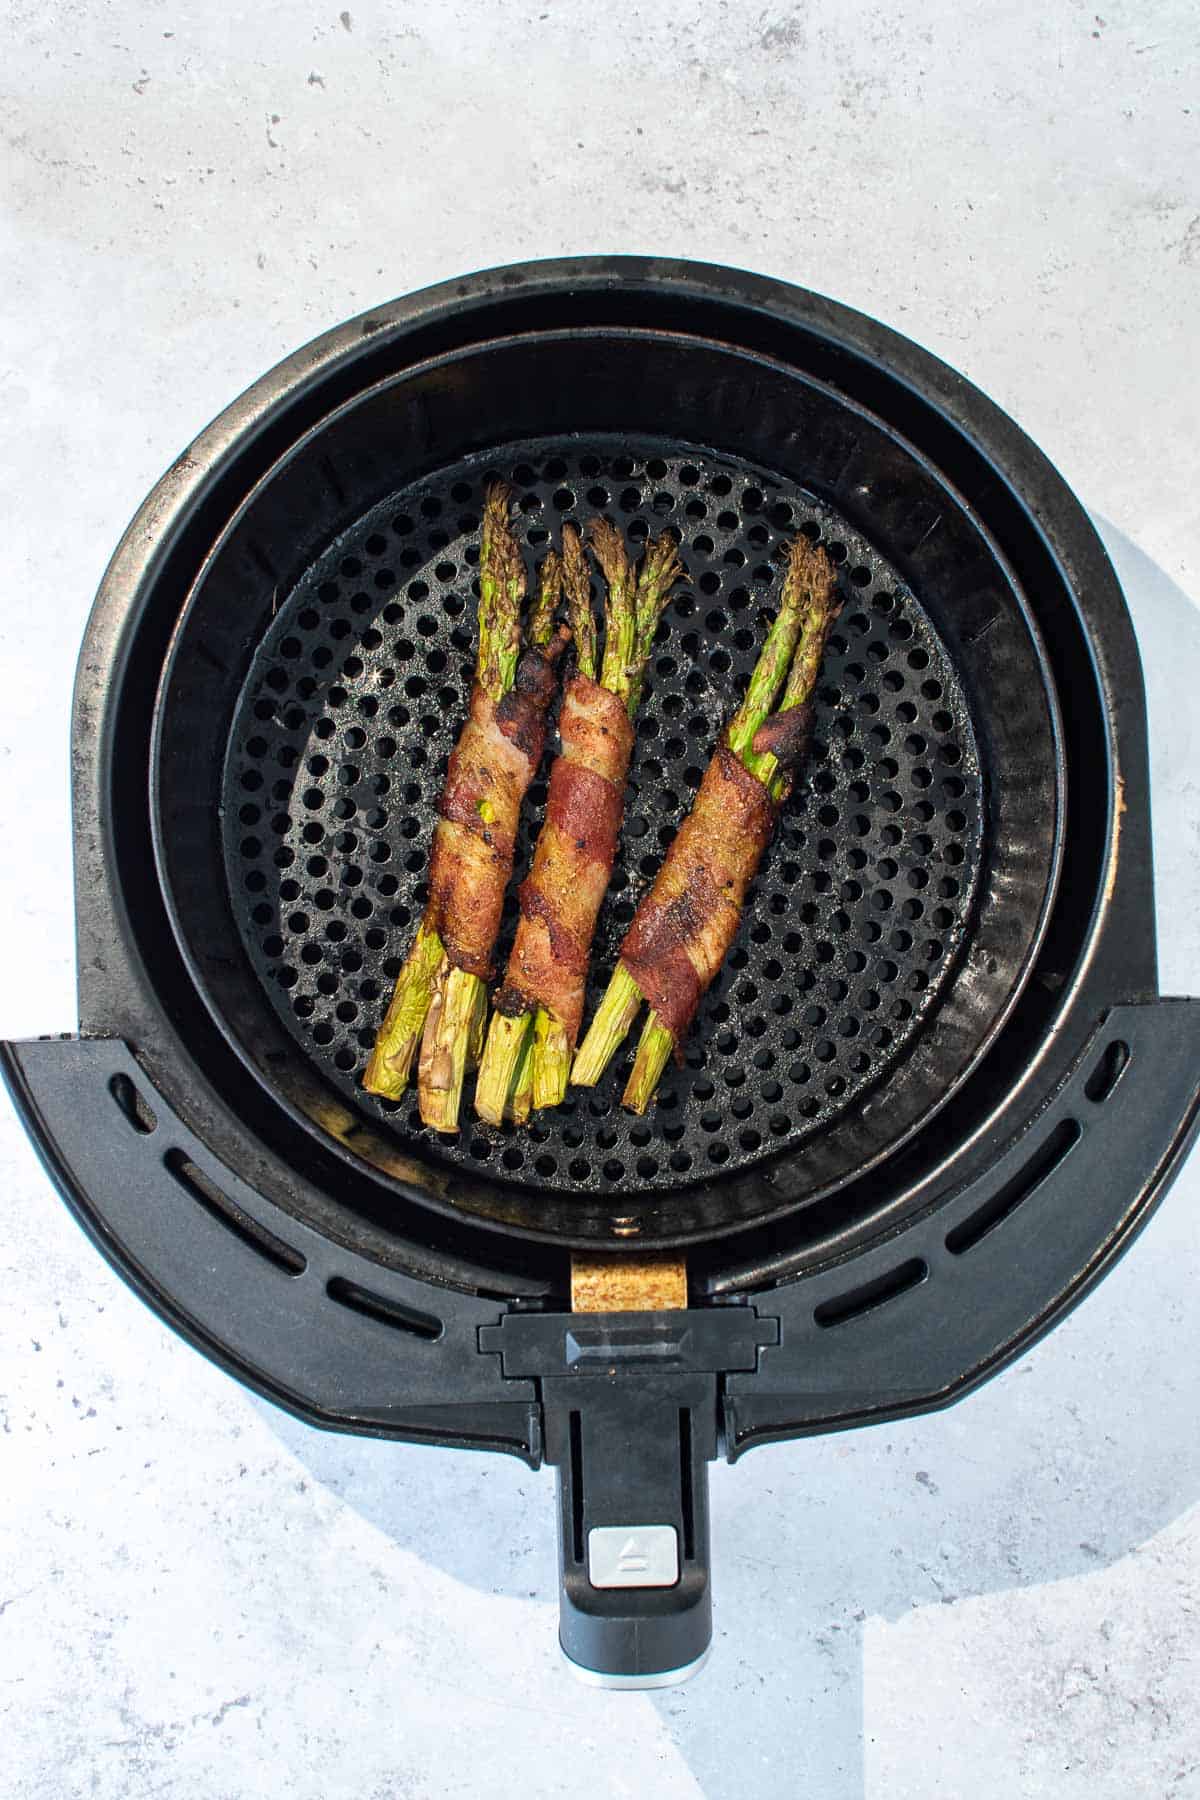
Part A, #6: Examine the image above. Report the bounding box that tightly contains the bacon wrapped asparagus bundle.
[572,533,838,1113]
[474,519,686,1125]
[364,481,568,1131]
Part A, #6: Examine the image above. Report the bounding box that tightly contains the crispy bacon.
[496,673,634,1045]
[750,700,814,776]
[495,641,562,757]
[573,532,839,1112]
[620,744,777,1039]
[427,648,562,980]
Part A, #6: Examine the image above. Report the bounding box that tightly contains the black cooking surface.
[221,439,984,1195]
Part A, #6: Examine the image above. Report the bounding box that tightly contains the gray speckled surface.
[1,3,1198,1795]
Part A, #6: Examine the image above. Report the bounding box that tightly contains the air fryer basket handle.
[543,1375,715,1687]
[479,1305,776,1685]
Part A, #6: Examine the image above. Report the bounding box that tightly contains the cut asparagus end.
[622,1010,675,1114]
[474,1007,533,1127]
[531,1006,571,1111]
[571,963,644,1087]
[363,922,448,1100]
[466,985,487,1072]
[507,1029,535,1125]
[417,966,485,1134]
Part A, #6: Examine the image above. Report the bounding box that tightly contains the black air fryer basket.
[7,258,1199,1686]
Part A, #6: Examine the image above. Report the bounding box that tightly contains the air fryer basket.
[218,442,992,1205]
[5,259,1198,1685]
[151,326,1062,1249]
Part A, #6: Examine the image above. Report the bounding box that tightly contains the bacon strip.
[750,700,814,774]
[427,642,562,980]
[496,673,635,1045]
[620,744,777,1039]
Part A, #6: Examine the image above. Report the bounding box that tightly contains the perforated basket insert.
[222,439,984,1196]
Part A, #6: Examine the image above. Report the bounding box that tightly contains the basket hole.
[327,1276,441,1340]
[814,1258,927,1328]
[1085,1039,1130,1105]
[946,1121,1081,1255]
[165,1148,305,1276]
[109,1072,157,1135]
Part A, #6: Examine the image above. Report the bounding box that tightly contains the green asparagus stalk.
[476,480,525,701]
[362,919,448,1100]
[629,530,689,713]
[416,525,558,1133]
[563,523,596,681]
[725,537,813,763]
[507,1026,535,1125]
[419,965,487,1133]
[474,525,590,1127]
[593,518,638,707]
[527,546,563,652]
[366,482,562,1131]
[475,520,685,1125]
[622,1013,676,1115]
[561,940,643,1088]
[574,532,838,1110]
[526,529,683,1107]
[531,1004,571,1111]
[474,1007,532,1128]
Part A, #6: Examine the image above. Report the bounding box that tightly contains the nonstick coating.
[222,438,984,1196]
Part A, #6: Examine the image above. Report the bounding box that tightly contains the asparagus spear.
[364,481,566,1133]
[573,533,838,1111]
[473,524,595,1127]
[474,518,685,1125]
[527,546,564,653]
[507,1026,535,1126]
[362,917,449,1100]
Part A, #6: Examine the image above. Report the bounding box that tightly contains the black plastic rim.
[147,310,1067,1249]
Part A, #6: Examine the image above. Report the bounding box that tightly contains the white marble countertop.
[1,3,1197,1794]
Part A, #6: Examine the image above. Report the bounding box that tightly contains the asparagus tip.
[587,514,632,583]
[561,519,597,683]
[482,475,514,515]
[528,547,564,649]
